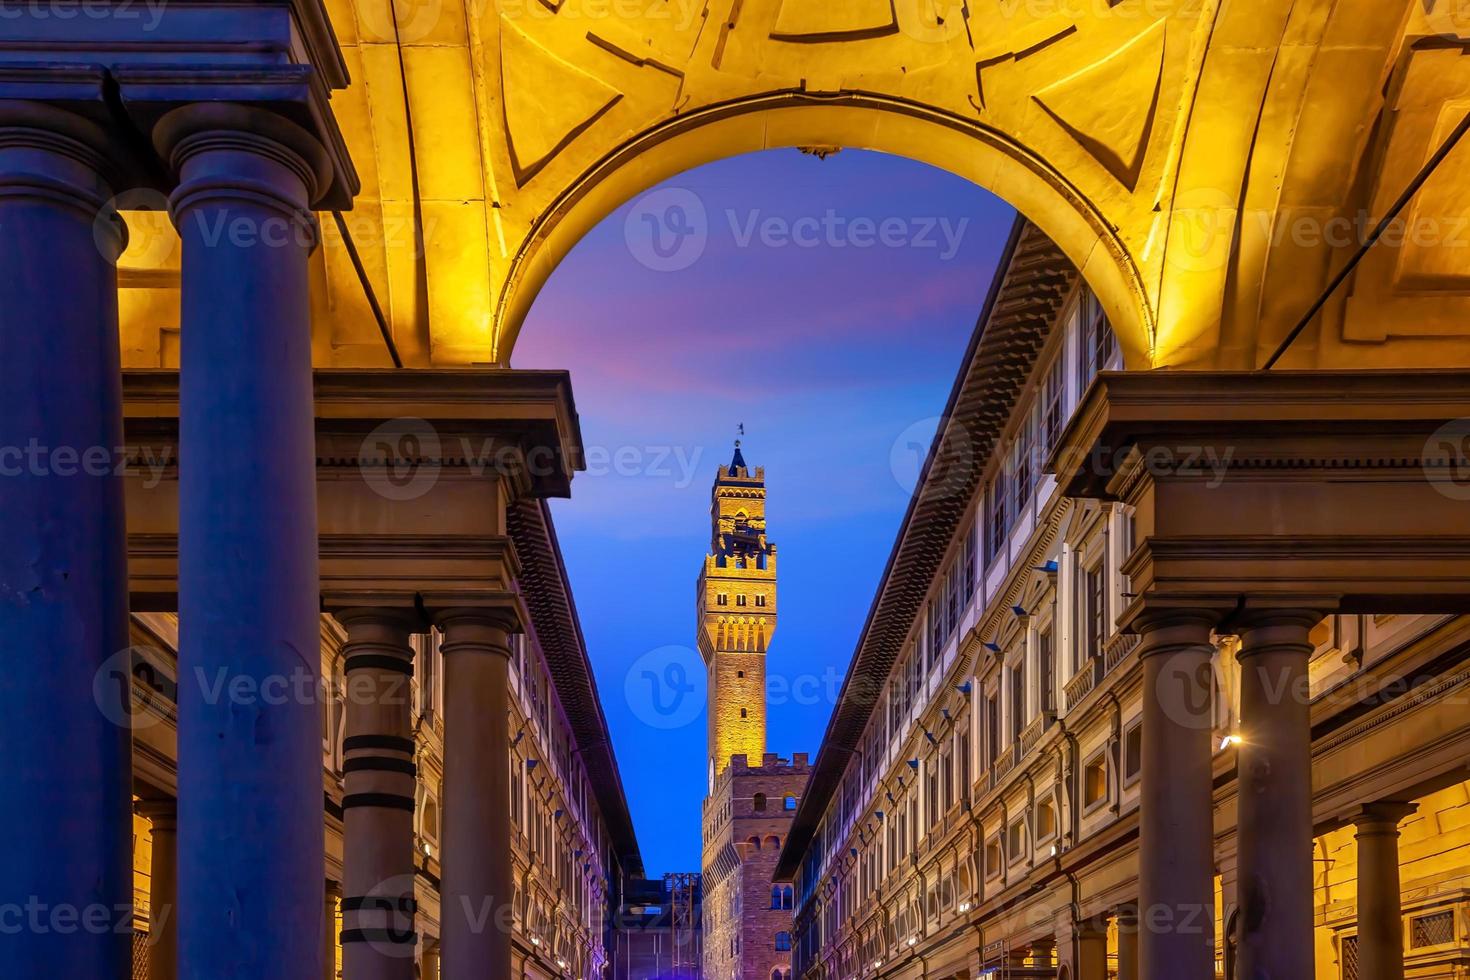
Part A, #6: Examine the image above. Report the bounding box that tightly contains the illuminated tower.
[697,441,777,785]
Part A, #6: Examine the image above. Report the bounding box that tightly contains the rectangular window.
[1083,750,1109,811]
[1078,287,1116,389]
[985,475,1008,566]
[736,594,747,607]
[1034,798,1056,842]
[1038,627,1055,716]
[717,593,728,606]
[928,598,943,669]
[1084,563,1106,666]
[1006,817,1026,863]
[946,562,962,641]
[986,694,1000,764]
[755,594,766,607]
[1123,721,1143,785]
[1039,354,1066,457]
[1009,660,1026,741]
[961,523,977,598]
[1011,420,1034,521]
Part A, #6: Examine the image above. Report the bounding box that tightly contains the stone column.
[1135,609,1220,980]
[437,610,518,980]
[159,102,332,980]
[338,609,420,980]
[1353,802,1417,980]
[1233,609,1319,980]
[0,101,131,975]
[1075,922,1108,980]
[1115,906,1138,980]
[421,941,440,980]
[326,880,342,980]
[140,799,179,980]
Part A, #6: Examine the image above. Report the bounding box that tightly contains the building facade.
[773,220,1470,979]
[698,449,807,980]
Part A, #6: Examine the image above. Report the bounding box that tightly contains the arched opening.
[498,98,1151,370]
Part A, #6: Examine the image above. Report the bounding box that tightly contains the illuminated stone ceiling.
[114,0,1470,373]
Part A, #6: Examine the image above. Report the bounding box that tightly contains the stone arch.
[496,94,1153,370]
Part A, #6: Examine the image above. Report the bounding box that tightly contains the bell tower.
[697,441,777,784]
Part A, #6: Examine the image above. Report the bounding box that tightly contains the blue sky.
[513,148,1013,876]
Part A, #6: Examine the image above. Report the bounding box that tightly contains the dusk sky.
[514,148,1014,877]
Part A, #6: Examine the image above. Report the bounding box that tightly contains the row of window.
[714,592,768,607]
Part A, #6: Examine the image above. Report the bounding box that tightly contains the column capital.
[1224,600,1335,657]
[1128,599,1231,657]
[0,100,127,252]
[332,606,427,637]
[433,606,522,651]
[1353,801,1418,834]
[136,797,178,829]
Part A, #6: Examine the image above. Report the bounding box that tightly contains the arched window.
[772,971,782,980]
[771,885,783,909]
[782,886,794,910]
[775,931,792,951]
[784,795,797,811]
[753,793,767,811]
[747,836,761,851]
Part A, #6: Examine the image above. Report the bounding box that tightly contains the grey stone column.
[437,610,518,980]
[159,102,333,980]
[1234,610,1319,980]
[1353,802,1416,980]
[140,799,180,980]
[337,609,420,980]
[1135,609,1220,980]
[0,101,131,976]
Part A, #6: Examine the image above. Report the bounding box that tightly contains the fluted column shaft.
[162,102,331,980]
[0,101,131,976]
[140,799,180,980]
[1234,610,1320,980]
[437,610,517,980]
[1354,802,1416,980]
[338,610,420,980]
[1135,611,1219,979]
